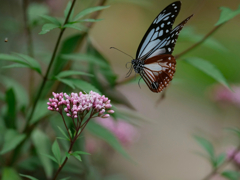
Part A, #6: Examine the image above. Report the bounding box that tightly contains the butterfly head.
[131,59,144,74]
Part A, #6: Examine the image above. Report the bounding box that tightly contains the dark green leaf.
[19,174,39,180]
[55,70,93,78]
[2,167,21,180]
[87,121,130,159]
[32,129,53,178]
[31,99,50,124]
[0,129,26,154]
[57,78,75,89]
[2,63,29,69]
[58,126,70,141]
[184,57,231,90]
[40,15,61,26]
[4,88,16,129]
[214,153,226,168]
[62,53,109,68]
[14,53,42,75]
[60,177,71,180]
[74,6,110,21]
[216,5,240,26]
[70,78,102,94]
[222,171,240,180]
[52,140,61,165]
[39,23,60,34]
[63,24,82,31]
[194,136,215,161]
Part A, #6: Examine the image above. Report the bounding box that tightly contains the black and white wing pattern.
[136,1,181,60]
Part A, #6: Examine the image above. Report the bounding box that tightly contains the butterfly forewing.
[141,54,176,93]
[136,1,181,60]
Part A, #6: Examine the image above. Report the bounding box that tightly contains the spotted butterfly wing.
[135,1,193,93]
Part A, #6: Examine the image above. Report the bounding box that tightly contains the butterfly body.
[128,1,193,93]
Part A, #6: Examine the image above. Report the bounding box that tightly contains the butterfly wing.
[140,54,176,93]
[136,1,181,60]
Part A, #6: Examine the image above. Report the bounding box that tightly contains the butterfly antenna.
[138,77,142,89]
[110,47,134,59]
[125,66,133,78]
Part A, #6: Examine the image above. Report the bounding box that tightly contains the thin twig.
[202,145,240,180]
[60,113,72,141]
[9,0,77,166]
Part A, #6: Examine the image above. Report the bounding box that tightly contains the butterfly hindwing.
[136,1,181,60]
[140,54,176,93]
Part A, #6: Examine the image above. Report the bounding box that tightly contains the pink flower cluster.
[226,147,240,164]
[212,85,240,107]
[47,91,114,118]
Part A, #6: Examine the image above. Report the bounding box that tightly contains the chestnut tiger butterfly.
[112,1,193,93]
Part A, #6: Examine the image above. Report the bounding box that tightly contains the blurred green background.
[1,0,240,179]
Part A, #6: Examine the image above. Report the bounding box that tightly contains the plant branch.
[9,0,77,166]
[202,145,240,180]
[60,113,72,141]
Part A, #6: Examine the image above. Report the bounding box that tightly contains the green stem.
[9,0,77,166]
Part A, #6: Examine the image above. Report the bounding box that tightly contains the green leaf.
[30,99,50,124]
[194,136,215,161]
[70,78,102,94]
[27,3,49,27]
[40,15,61,26]
[226,127,240,138]
[39,23,60,34]
[2,63,29,69]
[63,24,82,31]
[52,140,61,165]
[222,171,240,180]
[19,174,39,180]
[60,177,71,180]
[62,53,109,68]
[32,129,53,178]
[57,78,75,89]
[41,153,58,164]
[0,76,29,109]
[14,53,42,74]
[72,151,91,155]
[214,153,226,168]
[4,88,17,129]
[184,57,231,90]
[0,129,26,154]
[78,18,103,22]
[0,53,28,65]
[216,5,240,26]
[74,6,110,21]
[55,70,93,78]
[58,126,70,141]
[2,167,21,180]
[87,121,130,159]
[64,1,74,20]
[71,152,82,162]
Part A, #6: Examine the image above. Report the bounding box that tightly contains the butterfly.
[128,1,193,93]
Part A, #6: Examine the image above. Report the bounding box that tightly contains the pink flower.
[47,91,113,119]
[95,117,139,146]
[212,85,240,107]
[226,147,240,165]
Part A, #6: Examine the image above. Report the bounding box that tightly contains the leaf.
[60,177,71,180]
[2,167,21,180]
[74,6,110,21]
[27,3,49,27]
[19,174,39,180]
[87,121,130,159]
[30,99,50,124]
[57,78,75,89]
[40,15,61,26]
[0,76,29,109]
[78,18,103,22]
[0,129,26,154]
[184,57,231,90]
[4,88,17,129]
[52,140,61,165]
[222,171,240,180]
[71,153,82,162]
[194,136,215,161]
[0,53,28,65]
[64,1,74,20]
[14,53,42,74]
[214,153,226,168]
[63,24,82,31]
[41,153,58,164]
[32,129,53,178]
[70,78,102,94]
[58,126,70,141]
[226,127,240,138]
[216,5,240,26]
[39,23,60,34]
[2,63,29,69]
[62,53,109,68]
[55,70,93,78]
[72,151,91,155]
